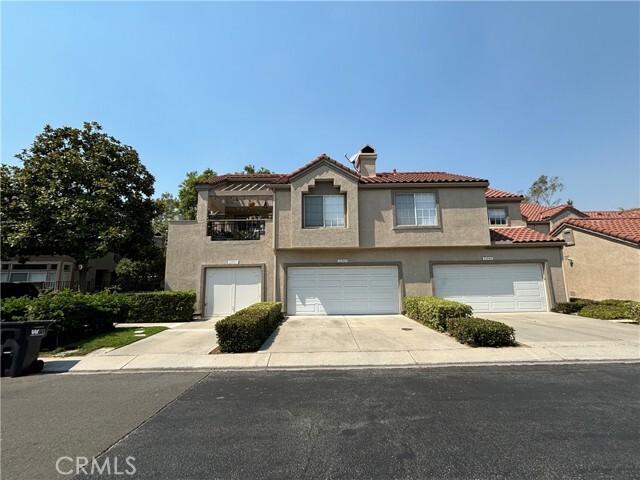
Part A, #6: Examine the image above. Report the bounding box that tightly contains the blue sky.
[2,1,638,210]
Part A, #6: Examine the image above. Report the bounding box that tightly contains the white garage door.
[287,266,399,315]
[204,267,262,317]
[433,264,547,313]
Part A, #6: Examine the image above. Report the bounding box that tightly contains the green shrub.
[554,299,640,320]
[114,253,164,292]
[0,290,125,344]
[215,302,283,353]
[0,296,33,321]
[599,299,634,307]
[552,300,593,315]
[122,291,196,323]
[403,297,473,331]
[445,317,516,347]
[626,303,640,323]
[578,304,631,320]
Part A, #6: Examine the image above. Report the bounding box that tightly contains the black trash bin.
[1,320,55,377]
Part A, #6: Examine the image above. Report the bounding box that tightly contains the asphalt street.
[2,364,639,480]
[1,372,208,480]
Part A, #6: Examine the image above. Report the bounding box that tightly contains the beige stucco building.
[1,253,116,292]
[551,218,640,301]
[165,146,568,317]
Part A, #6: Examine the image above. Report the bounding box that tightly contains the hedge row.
[404,296,516,347]
[403,296,473,331]
[123,291,196,323]
[553,298,640,321]
[446,317,516,347]
[215,302,283,353]
[552,299,595,315]
[0,290,196,345]
[1,291,120,344]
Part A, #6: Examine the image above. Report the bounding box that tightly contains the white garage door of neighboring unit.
[433,264,547,313]
[287,266,399,315]
[204,267,261,317]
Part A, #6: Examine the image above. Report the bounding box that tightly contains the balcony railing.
[207,219,267,241]
[27,281,112,293]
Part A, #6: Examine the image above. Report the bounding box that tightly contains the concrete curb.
[41,349,640,374]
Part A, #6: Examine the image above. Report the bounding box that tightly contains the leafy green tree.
[524,175,565,206]
[237,165,271,174]
[177,169,217,220]
[114,248,165,292]
[1,122,156,265]
[153,192,179,238]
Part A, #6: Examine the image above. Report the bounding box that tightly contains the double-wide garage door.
[287,266,399,315]
[433,264,547,312]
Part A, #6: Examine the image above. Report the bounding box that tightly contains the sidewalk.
[43,317,640,373]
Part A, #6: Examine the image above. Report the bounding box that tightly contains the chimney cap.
[359,145,376,154]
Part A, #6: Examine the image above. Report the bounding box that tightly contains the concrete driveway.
[479,312,639,359]
[105,317,222,356]
[260,315,465,353]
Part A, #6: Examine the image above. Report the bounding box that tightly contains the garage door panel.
[490,301,517,311]
[287,266,399,315]
[433,264,547,313]
[205,267,262,317]
[518,301,545,310]
[349,291,371,301]
[369,278,397,288]
[316,291,343,302]
[347,278,370,288]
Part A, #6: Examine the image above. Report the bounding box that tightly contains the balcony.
[207,219,267,241]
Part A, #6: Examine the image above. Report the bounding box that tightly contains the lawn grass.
[42,327,168,357]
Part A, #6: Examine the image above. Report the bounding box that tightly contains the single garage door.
[433,264,547,312]
[204,267,262,317]
[287,266,399,315]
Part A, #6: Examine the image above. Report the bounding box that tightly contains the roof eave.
[287,157,361,183]
[486,196,524,203]
[551,222,640,247]
[359,180,490,189]
[488,241,565,248]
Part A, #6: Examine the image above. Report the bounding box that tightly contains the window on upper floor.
[303,195,346,228]
[488,208,508,225]
[394,193,438,226]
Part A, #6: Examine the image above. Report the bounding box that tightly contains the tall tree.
[153,192,179,237]
[237,165,271,174]
[176,169,217,220]
[1,122,156,265]
[524,175,565,206]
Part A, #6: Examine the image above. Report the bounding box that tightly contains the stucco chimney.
[356,145,377,177]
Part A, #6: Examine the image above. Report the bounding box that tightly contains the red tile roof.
[584,208,640,219]
[360,171,487,184]
[485,188,523,199]
[490,227,563,243]
[199,173,287,186]
[519,202,581,222]
[553,218,640,245]
[519,202,550,221]
[201,154,488,186]
[273,154,361,184]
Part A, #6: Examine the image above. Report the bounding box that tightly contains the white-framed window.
[303,195,346,228]
[488,208,508,225]
[2,262,61,283]
[395,193,438,226]
[10,272,48,282]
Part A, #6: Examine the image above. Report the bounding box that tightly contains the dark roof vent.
[360,145,375,154]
